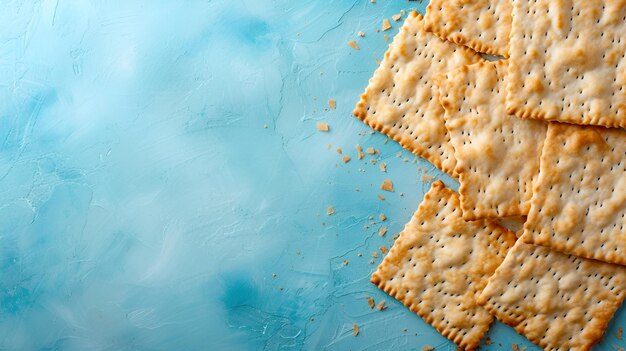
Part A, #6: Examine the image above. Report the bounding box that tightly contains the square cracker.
[437,60,547,221]
[353,11,482,177]
[506,0,626,128]
[520,123,626,265]
[478,242,626,351]
[371,180,517,350]
[424,0,512,57]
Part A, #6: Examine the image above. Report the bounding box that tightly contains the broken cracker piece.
[478,241,626,351]
[378,227,388,237]
[327,207,334,216]
[328,99,336,109]
[372,181,517,351]
[379,162,386,172]
[380,179,394,192]
[437,60,547,220]
[367,297,375,309]
[392,13,402,21]
[316,122,329,132]
[356,144,364,160]
[377,301,387,311]
[379,246,388,254]
[382,19,391,31]
[353,11,482,177]
[358,31,365,37]
[342,156,351,163]
[347,40,360,50]
[377,195,385,201]
[379,213,387,221]
[366,147,375,154]
[353,324,359,336]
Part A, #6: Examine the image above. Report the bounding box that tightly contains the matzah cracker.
[371,181,517,350]
[478,242,626,351]
[507,0,626,128]
[521,123,626,265]
[424,0,511,57]
[353,11,482,177]
[437,60,547,220]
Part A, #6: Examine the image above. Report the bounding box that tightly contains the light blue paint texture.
[0,1,624,350]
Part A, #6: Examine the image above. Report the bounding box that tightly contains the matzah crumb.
[358,252,362,257]
[353,324,359,336]
[379,213,386,221]
[358,31,365,37]
[380,162,387,172]
[422,346,434,351]
[379,246,388,254]
[372,252,379,258]
[347,40,360,50]
[369,259,375,264]
[378,227,387,236]
[380,179,394,192]
[327,207,334,216]
[367,297,375,309]
[356,144,364,160]
[377,301,387,311]
[511,344,518,351]
[342,156,351,163]
[263,124,268,128]
[366,147,375,154]
[421,174,434,182]
[336,147,342,154]
[392,13,402,21]
[382,19,391,31]
[343,260,348,266]
[383,35,389,41]
[316,122,329,132]
[377,195,385,201]
[618,326,623,340]
[370,159,377,165]
[485,337,492,345]
[272,273,277,278]
[328,99,336,109]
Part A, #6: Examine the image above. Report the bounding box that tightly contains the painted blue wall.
[0,1,623,350]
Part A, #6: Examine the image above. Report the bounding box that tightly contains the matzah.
[424,0,511,57]
[371,180,517,350]
[437,60,547,220]
[478,242,626,351]
[353,11,483,177]
[507,0,626,128]
[521,123,626,265]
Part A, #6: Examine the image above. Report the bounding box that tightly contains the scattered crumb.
[263,124,268,128]
[342,156,351,163]
[378,227,388,236]
[375,58,381,65]
[377,195,385,201]
[380,246,388,254]
[379,213,387,221]
[316,122,329,132]
[367,297,375,309]
[358,252,363,257]
[272,273,277,278]
[366,147,375,154]
[382,19,391,31]
[377,301,387,311]
[368,215,374,220]
[358,31,365,37]
[618,326,623,339]
[369,259,375,264]
[400,192,404,197]
[370,159,377,165]
[383,35,389,41]
[353,324,359,336]
[347,40,360,50]
[363,225,369,229]
[401,10,406,15]
[512,344,518,351]
[370,0,375,3]
[372,252,379,258]
[392,13,402,21]
[343,260,349,266]
[421,174,434,182]
[381,179,394,192]
[356,144,364,160]
[336,147,342,154]
[327,207,334,216]
[328,99,336,109]
[618,348,624,351]
[355,188,360,192]
[485,337,492,345]
[422,346,434,351]
[380,162,387,172]
[392,233,400,240]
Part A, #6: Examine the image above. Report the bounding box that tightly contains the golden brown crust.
[478,242,626,351]
[506,0,626,128]
[353,11,483,178]
[437,60,547,221]
[371,180,517,351]
[520,123,626,265]
[424,0,511,57]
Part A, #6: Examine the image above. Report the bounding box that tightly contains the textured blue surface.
[0,1,624,350]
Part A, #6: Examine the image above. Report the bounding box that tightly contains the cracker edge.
[352,11,480,178]
[371,180,515,350]
[424,0,510,57]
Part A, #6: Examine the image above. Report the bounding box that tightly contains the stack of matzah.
[353,2,626,350]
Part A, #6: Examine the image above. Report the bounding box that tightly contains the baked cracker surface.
[507,0,626,128]
[521,123,626,265]
[437,60,547,221]
[371,180,517,350]
[478,242,626,351]
[424,0,511,57]
[353,11,483,177]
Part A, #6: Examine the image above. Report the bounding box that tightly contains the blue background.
[0,1,624,350]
